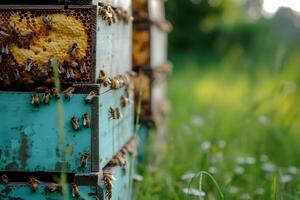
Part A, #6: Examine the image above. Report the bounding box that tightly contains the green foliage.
[134,49,300,199]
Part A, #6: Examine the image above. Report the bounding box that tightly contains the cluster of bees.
[98,2,133,26]
[1,174,81,198]
[102,138,137,199]
[22,43,87,85]
[0,16,89,88]
[98,70,134,119]
[30,86,73,106]
[30,86,93,131]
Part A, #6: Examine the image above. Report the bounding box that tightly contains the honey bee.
[70,61,78,68]
[125,87,131,98]
[14,67,22,81]
[109,153,126,167]
[58,63,66,74]
[71,183,80,198]
[20,30,35,49]
[25,58,33,72]
[82,113,91,128]
[102,171,116,199]
[42,16,53,30]
[69,43,79,58]
[85,91,96,103]
[51,88,60,99]
[66,68,75,80]
[64,87,74,100]
[42,89,51,104]
[46,183,62,193]
[9,21,19,42]
[110,78,121,89]
[121,95,130,107]
[123,11,133,24]
[98,70,111,87]
[1,41,9,55]
[29,177,39,192]
[109,107,121,119]
[71,116,80,131]
[0,74,11,87]
[81,153,89,168]
[127,70,137,77]
[99,3,117,26]
[31,92,40,106]
[79,59,87,74]
[1,174,8,184]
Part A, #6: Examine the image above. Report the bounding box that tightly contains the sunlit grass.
[134,51,300,200]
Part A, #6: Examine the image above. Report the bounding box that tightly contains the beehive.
[132,0,171,124]
[0,83,134,173]
[0,3,132,93]
[0,140,136,200]
[0,1,136,199]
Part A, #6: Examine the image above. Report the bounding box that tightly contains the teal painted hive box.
[0,84,134,173]
[0,152,134,200]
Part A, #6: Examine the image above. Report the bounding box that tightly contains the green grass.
[134,49,300,199]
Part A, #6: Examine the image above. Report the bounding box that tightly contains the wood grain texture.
[95,0,132,94]
[99,85,134,169]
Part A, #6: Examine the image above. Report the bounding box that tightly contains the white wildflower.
[201,141,211,151]
[211,152,224,164]
[280,174,293,183]
[235,166,245,175]
[182,188,206,197]
[240,193,250,200]
[255,188,265,195]
[217,140,226,149]
[190,115,205,127]
[181,172,196,181]
[260,154,269,162]
[287,166,298,175]
[237,156,256,165]
[261,163,276,172]
[208,166,217,174]
[227,186,239,194]
[258,115,270,125]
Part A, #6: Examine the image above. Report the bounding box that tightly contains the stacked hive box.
[0,0,136,199]
[132,0,171,156]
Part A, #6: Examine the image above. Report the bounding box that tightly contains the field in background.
[134,49,300,199]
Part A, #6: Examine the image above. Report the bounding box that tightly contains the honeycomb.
[132,28,150,67]
[0,7,94,90]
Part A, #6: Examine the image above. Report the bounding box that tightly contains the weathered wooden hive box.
[0,0,136,199]
[132,0,171,157]
[132,0,171,125]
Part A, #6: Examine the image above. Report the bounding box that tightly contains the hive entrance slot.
[0,172,75,183]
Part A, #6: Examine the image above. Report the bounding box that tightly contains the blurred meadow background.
[135,0,300,199]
